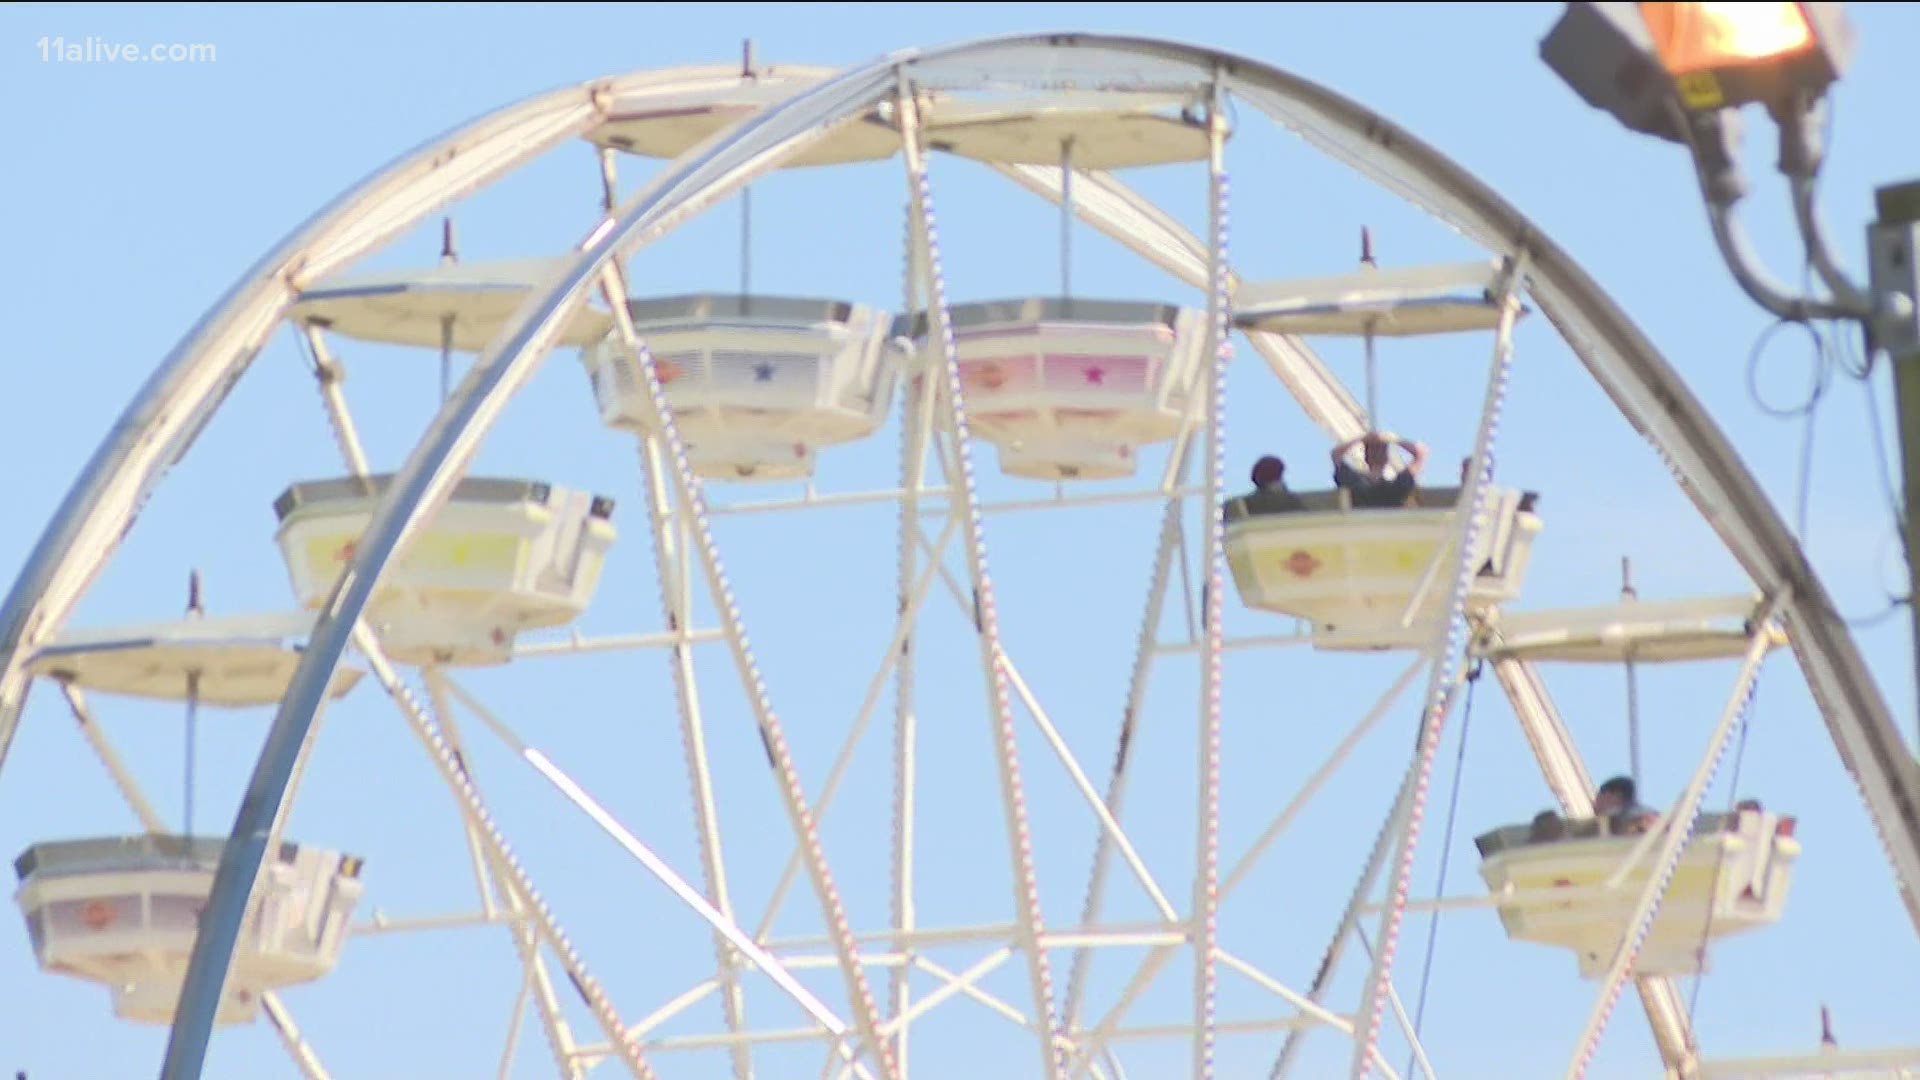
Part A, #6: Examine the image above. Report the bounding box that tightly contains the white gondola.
[1233,258,1523,338]
[924,91,1214,168]
[1474,806,1801,977]
[1479,593,1787,664]
[287,258,615,351]
[590,76,903,167]
[1223,485,1542,647]
[590,86,1213,171]
[14,835,364,1024]
[26,611,365,706]
[898,298,1209,480]
[274,475,615,665]
[582,294,898,481]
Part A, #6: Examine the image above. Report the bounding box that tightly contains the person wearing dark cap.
[1246,455,1304,512]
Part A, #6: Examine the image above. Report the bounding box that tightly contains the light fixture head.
[1641,2,1854,112]
[1541,3,1854,139]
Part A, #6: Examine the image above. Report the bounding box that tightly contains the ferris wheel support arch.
[0,31,1913,1076]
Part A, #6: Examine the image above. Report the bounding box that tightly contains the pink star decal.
[1084,365,1106,386]
[333,540,357,564]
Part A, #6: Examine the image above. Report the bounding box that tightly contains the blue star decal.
[753,362,774,383]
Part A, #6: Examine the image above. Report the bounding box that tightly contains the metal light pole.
[1870,180,1920,736]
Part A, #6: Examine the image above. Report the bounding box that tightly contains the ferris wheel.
[3,31,1919,1080]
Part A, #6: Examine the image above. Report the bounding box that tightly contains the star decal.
[753,361,774,383]
[332,540,357,564]
[1084,365,1106,386]
[657,358,683,385]
[1284,549,1322,579]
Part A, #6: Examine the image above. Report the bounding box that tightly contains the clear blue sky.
[3,3,1919,1078]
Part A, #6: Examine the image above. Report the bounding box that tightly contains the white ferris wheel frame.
[0,31,1914,1080]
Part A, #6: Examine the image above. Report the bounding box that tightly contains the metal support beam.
[440,676,867,1075]
[899,70,1065,1080]
[1352,926,1436,1080]
[1068,657,1424,1080]
[422,673,502,921]
[1267,712,1425,1080]
[1190,77,1233,1080]
[372,643,651,1076]
[1064,365,1207,1034]
[753,508,961,940]
[296,323,372,478]
[634,433,754,1080]
[888,264,941,1076]
[1869,181,1920,750]
[1889,348,1920,744]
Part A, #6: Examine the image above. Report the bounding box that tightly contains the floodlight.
[1641,3,1854,111]
[1541,3,1854,140]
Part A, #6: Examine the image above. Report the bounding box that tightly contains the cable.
[1846,594,1909,630]
[1813,312,1911,622]
[1861,366,1905,522]
[1744,316,1831,543]
[1739,264,1911,625]
[1744,318,1829,422]
[1846,327,1915,623]
[1404,661,1481,1080]
[1796,364,1821,546]
[1831,310,1873,380]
